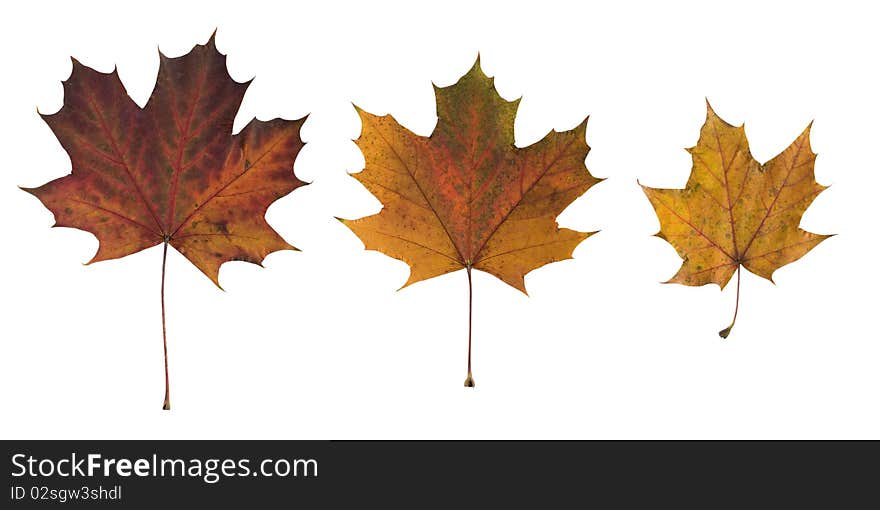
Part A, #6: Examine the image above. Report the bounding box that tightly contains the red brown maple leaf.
[24,35,306,409]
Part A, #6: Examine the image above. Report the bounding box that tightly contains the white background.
[1,1,876,439]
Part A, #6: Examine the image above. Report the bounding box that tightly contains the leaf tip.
[511,95,523,109]
[755,269,777,287]
[201,28,220,54]
[799,120,815,144]
[703,100,740,130]
[294,111,311,125]
[352,103,379,129]
[397,271,425,292]
[465,52,490,83]
[571,115,590,139]
[203,268,226,291]
[66,56,85,84]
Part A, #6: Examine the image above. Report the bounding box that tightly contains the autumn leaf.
[23,34,307,409]
[344,58,601,387]
[641,101,831,338]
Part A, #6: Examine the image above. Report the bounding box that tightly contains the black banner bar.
[3,441,877,507]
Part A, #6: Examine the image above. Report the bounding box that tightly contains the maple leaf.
[344,58,601,387]
[23,35,307,409]
[641,101,831,338]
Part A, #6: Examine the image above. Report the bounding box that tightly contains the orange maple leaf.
[344,58,602,387]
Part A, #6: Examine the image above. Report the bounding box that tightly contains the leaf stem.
[161,241,171,410]
[464,266,475,388]
[719,265,741,339]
